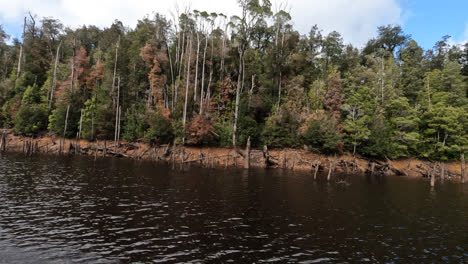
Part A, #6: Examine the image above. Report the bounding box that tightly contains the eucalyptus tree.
[230,0,272,146]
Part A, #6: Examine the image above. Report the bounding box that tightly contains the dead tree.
[262,145,277,168]
[114,76,121,142]
[17,17,27,78]
[461,152,465,184]
[49,41,62,112]
[0,132,6,152]
[244,137,251,169]
[61,104,71,154]
[430,163,436,187]
[182,34,193,144]
[234,136,251,169]
[111,35,120,107]
[314,161,321,180]
[327,158,335,181]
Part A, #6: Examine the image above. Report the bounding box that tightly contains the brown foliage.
[74,46,90,88]
[323,73,344,118]
[186,115,214,145]
[218,75,235,113]
[86,59,104,89]
[140,44,168,108]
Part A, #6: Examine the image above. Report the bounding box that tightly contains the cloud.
[0,0,404,47]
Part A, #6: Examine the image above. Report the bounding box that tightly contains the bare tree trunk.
[166,40,175,111]
[248,74,255,108]
[194,33,200,102]
[114,76,121,142]
[200,35,209,115]
[111,35,120,108]
[243,136,251,169]
[205,33,215,113]
[78,109,83,139]
[182,35,193,145]
[117,106,122,145]
[0,132,6,152]
[461,152,465,184]
[277,71,282,107]
[430,163,436,187]
[62,104,70,153]
[70,38,76,94]
[17,17,26,78]
[232,50,244,146]
[178,29,186,76]
[49,41,61,112]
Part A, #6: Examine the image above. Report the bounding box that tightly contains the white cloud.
[0,0,404,47]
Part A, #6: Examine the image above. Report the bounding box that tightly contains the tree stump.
[243,137,251,169]
[461,153,465,184]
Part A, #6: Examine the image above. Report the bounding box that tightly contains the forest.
[0,0,467,162]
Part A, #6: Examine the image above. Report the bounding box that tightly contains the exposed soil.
[0,129,465,183]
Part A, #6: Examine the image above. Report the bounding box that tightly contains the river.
[0,154,467,263]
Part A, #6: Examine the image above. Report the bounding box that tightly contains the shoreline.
[0,129,465,183]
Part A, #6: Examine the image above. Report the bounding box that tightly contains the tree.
[231,0,272,146]
[364,25,410,55]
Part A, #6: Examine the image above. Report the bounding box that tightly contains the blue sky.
[0,0,467,49]
[400,0,468,48]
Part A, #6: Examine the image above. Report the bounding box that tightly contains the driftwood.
[430,163,436,187]
[183,154,232,164]
[314,161,321,180]
[262,145,278,168]
[462,153,465,184]
[327,158,335,181]
[0,132,6,152]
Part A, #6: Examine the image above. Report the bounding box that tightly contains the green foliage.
[122,105,148,141]
[302,113,342,153]
[14,105,48,136]
[144,111,174,145]
[214,120,232,147]
[0,7,467,163]
[262,110,300,148]
[238,115,260,147]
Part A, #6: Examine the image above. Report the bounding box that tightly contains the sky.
[0,0,467,49]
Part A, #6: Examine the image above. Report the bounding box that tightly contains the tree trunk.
[111,35,120,108]
[243,136,251,169]
[178,29,186,76]
[78,109,83,140]
[327,160,334,181]
[232,50,244,146]
[70,38,76,94]
[114,76,121,142]
[117,106,122,145]
[461,152,465,184]
[248,75,255,108]
[194,33,200,102]
[17,17,26,78]
[49,41,61,112]
[165,40,175,111]
[62,104,70,154]
[182,35,193,145]
[0,132,6,152]
[200,36,209,115]
[277,71,282,107]
[430,163,436,187]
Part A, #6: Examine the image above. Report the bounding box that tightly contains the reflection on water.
[0,154,467,263]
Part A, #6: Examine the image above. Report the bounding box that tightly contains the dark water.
[0,154,467,263]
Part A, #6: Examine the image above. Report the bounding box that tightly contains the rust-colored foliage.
[323,73,344,118]
[218,75,235,113]
[86,59,104,90]
[74,46,90,88]
[140,43,168,108]
[186,115,214,145]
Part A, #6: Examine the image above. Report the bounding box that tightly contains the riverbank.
[0,129,465,183]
